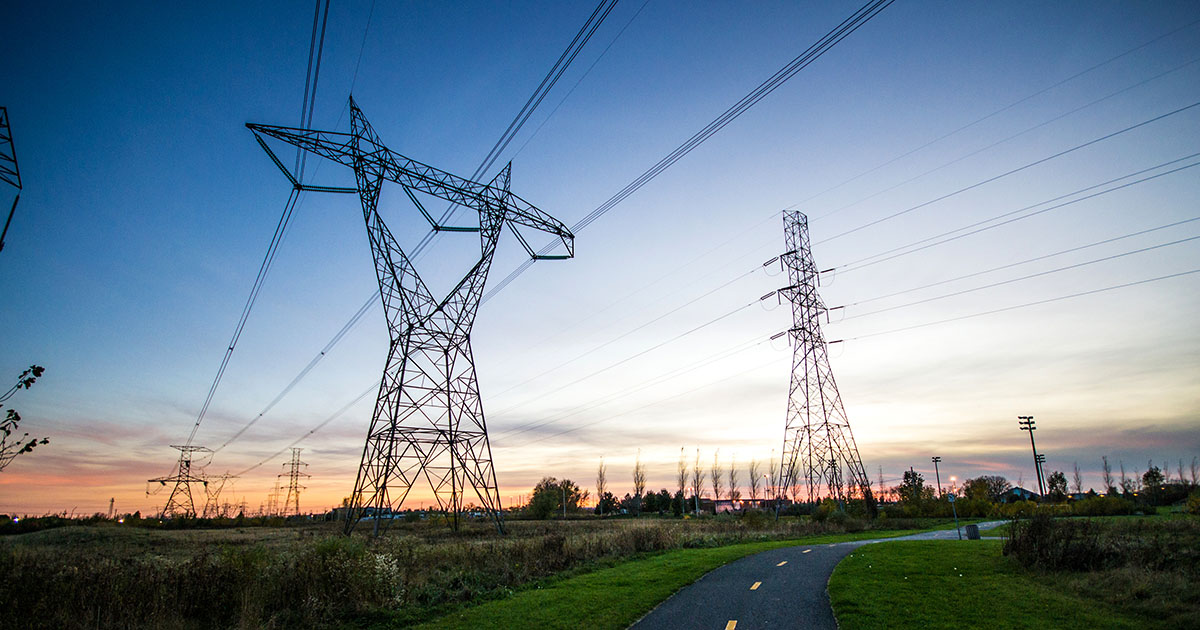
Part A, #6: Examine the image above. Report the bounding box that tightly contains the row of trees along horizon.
[515,450,1200,520]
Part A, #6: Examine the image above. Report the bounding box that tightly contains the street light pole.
[931,456,943,497]
[1018,416,1045,498]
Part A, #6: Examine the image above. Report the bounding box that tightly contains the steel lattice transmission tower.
[776,211,873,508]
[0,106,23,253]
[280,447,310,516]
[147,445,211,517]
[247,98,574,535]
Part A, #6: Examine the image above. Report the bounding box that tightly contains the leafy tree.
[895,469,932,505]
[0,365,48,472]
[1142,464,1166,505]
[526,477,587,519]
[962,475,1011,502]
[594,491,618,516]
[1046,471,1068,502]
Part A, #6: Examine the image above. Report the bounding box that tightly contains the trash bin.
[965,524,980,540]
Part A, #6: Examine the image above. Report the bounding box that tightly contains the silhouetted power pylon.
[776,211,873,508]
[202,472,237,518]
[280,447,309,516]
[147,445,210,517]
[0,106,23,253]
[247,97,574,535]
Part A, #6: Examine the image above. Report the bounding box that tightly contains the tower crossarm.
[245,124,574,258]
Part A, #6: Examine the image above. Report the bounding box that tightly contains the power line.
[488,263,763,401]
[828,269,1200,343]
[836,216,1200,307]
[210,4,616,457]
[183,4,333,447]
[810,54,1200,223]
[815,99,1200,245]
[483,0,897,300]
[838,235,1199,321]
[491,295,767,420]
[831,152,1200,274]
[496,332,773,442]
[787,17,1200,216]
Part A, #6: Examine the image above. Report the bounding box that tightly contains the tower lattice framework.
[777,211,873,507]
[248,98,574,534]
[280,447,309,516]
[148,445,210,518]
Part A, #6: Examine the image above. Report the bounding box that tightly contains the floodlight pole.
[1018,416,1045,498]
[931,456,943,497]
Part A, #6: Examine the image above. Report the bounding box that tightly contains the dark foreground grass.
[829,541,1151,630]
[412,529,932,630]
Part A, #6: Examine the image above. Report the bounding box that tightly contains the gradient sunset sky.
[1,1,1198,515]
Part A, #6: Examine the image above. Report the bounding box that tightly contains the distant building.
[1000,487,1040,503]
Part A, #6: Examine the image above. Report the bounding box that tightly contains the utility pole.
[931,456,943,497]
[1018,416,1045,497]
[248,98,574,536]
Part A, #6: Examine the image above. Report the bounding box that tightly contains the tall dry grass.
[0,514,878,629]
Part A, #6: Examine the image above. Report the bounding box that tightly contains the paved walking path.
[630,521,1005,630]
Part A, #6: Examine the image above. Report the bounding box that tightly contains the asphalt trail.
[630,521,1005,630]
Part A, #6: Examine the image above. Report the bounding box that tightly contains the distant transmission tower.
[248,98,574,535]
[280,448,309,516]
[776,211,873,508]
[202,472,237,518]
[147,445,211,517]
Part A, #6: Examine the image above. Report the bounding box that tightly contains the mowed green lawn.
[412,530,921,630]
[829,541,1147,630]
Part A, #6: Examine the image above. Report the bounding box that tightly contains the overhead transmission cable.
[495,331,773,441]
[182,1,332,448]
[827,269,1200,343]
[490,293,772,419]
[830,152,1200,274]
[483,0,897,300]
[212,2,617,457]
[814,99,1200,246]
[811,54,1200,223]
[835,216,1200,307]
[785,16,1200,216]
[412,0,619,255]
[836,235,1200,321]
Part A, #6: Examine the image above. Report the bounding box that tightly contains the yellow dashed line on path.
[776,560,788,566]
[725,621,737,630]
[749,581,761,590]
[802,549,812,554]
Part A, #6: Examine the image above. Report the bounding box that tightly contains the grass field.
[412,529,932,630]
[0,514,968,629]
[830,516,1200,630]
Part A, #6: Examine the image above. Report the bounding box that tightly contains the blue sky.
[1,1,1198,513]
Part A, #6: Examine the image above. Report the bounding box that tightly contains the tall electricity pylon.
[776,211,873,508]
[147,445,211,517]
[280,447,309,516]
[248,97,574,535]
[0,106,23,253]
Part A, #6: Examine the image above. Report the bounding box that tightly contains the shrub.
[1069,495,1137,516]
[1187,490,1200,516]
